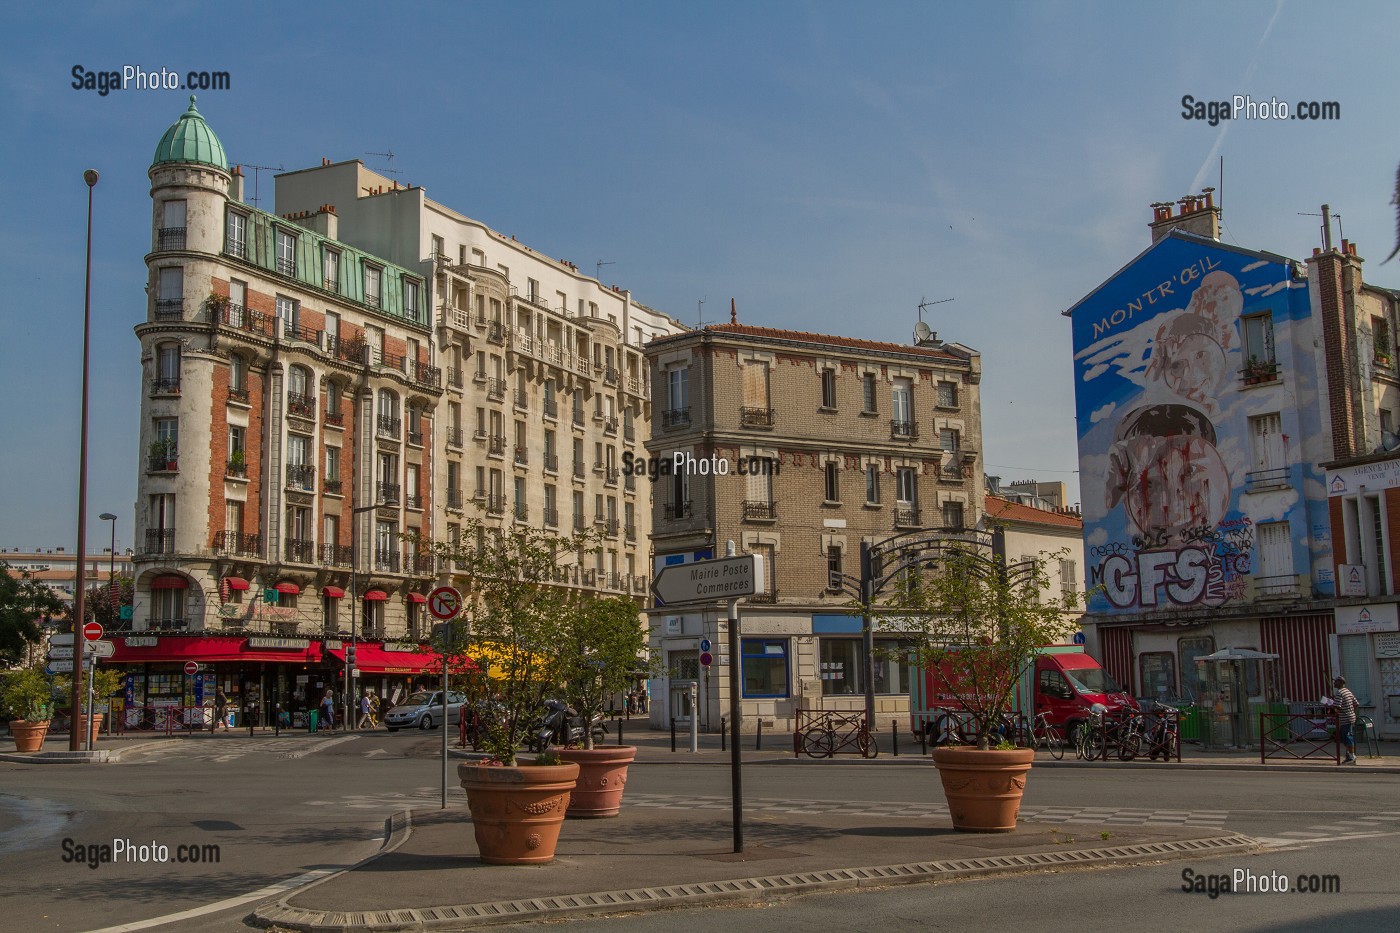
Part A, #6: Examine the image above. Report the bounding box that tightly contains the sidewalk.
[256,796,1253,931]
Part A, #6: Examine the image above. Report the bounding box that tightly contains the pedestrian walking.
[320,689,336,732]
[368,691,380,726]
[1332,677,1359,764]
[212,688,229,732]
[358,689,373,729]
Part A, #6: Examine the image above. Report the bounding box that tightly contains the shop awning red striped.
[274,582,300,595]
[321,586,345,598]
[1260,614,1335,702]
[407,592,427,603]
[363,589,388,601]
[224,577,250,591]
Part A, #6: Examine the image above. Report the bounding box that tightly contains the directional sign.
[83,622,103,641]
[50,632,74,647]
[651,555,765,606]
[46,661,74,675]
[184,660,200,675]
[48,646,74,660]
[88,640,115,658]
[428,586,462,620]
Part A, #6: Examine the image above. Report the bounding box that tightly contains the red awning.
[274,582,300,595]
[325,644,437,674]
[363,589,388,601]
[407,592,427,603]
[105,636,323,665]
[322,586,346,598]
[224,577,250,591]
[151,576,188,589]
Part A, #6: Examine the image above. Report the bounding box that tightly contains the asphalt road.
[2,730,1397,932]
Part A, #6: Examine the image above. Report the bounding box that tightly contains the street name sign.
[50,632,74,647]
[46,661,73,675]
[651,555,765,606]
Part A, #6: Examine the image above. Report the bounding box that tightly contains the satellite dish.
[914,321,932,343]
[1382,431,1400,452]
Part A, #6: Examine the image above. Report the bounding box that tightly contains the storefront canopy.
[325,644,438,674]
[274,582,300,595]
[363,589,388,601]
[105,636,323,665]
[151,575,188,589]
[321,586,346,598]
[407,592,427,603]
[1196,647,1279,663]
[223,577,250,591]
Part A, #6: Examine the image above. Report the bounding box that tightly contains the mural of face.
[1105,404,1230,543]
[1187,270,1243,333]
[1148,314,1226,403]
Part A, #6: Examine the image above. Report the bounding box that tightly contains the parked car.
[383,690,467,731]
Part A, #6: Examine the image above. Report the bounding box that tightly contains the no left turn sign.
[428,586,462,620]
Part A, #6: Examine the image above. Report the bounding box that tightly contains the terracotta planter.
[10,720,50,753]
[557,746,637,818]
[932,746,1035,833]
[74,714,104,745]
[458,759,580,864]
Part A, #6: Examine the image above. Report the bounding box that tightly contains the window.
[742,361,770,412]
[892,378,912,423]
[941,501,964,530]
[741,639,789,698]
[225,210,248,258]
[229,355,247,396]
[225,498,244,541]
[403,278,421,322]
[1177,636,1215,702]
[820,368,837,409]
[827,545,842,589]
[156,344,181,390]
[156,267,183,317]
[937,381,958,408]
[668,366,689,411]
[824,462,840,502]
[1243,312,1275,364]
[866,463,880,504]
[324,248,340,293]
[154,418,179,462]
[227,425,245,462]
[325,446,340,483]
[287,433,311,466]
[276,295,298,336]
[670,469,690,518]
[364,264,382,308]
[573,490,585,528]
[406,464,420,507]
[820,639,861,695]
[228,280,246,323]
[1375,315,1393,364]
[288,364,311,399]
[862,373,877,413]
[1059,558,1078,595]
[1139,652,1177,702]
[150,580,185,627]
[275,228,296,276]
[1256,520,1294,595]
[1248,413,1285,476]
[527,278,539,303]
[431,235,444,258]
[895,467,917,505]
[939,428,960,453]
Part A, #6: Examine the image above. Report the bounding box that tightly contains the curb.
[624,755,1400,774]
[0,741,181,764]
[252,824,1257,931]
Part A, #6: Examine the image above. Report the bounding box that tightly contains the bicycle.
[1029,711,1065,760]
[800,711,878,759]
[1143,702,1180,761]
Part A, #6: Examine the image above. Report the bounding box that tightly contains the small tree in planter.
[54,666,124,743]
[875,535,1080,832]
[2,667,56,752]
[552,594,650,817]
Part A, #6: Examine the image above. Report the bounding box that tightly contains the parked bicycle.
[1029,711,1065,760]
[799,711,878,759]
[1143,702,1180,761]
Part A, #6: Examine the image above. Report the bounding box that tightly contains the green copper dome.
[151,96,228,171]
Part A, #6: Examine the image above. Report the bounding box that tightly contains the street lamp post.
[70,168,98,752]
[96,512,117,752]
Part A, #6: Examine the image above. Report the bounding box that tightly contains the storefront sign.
[125,636,158,647]
[248,636,311,650]
[324,639,343,650]
[383,642,420,654]
[1327,459,1400,497]
[1376,633,1400,659]
[1335,603,1399,635]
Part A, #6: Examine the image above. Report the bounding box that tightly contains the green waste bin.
[308,710,319,733]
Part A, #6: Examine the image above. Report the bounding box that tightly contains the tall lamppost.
[99,513,118,608]
[70,168,98,751]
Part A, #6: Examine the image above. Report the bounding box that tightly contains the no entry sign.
[184,660,200,675]
[83,622,103,641]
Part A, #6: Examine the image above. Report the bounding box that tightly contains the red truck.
[909,645,1138,742]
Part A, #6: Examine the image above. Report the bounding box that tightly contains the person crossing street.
[1332,676,1359,764]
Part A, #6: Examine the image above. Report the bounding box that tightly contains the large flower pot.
[557,746,637,818]
[74,714,104,746]
[932,746,1035,833]
[458,759,580,864]
[10,720,50,753]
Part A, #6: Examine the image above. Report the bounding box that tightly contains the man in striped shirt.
[1333,677,1359,764]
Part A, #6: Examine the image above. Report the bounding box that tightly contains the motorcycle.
[532,699,607,751]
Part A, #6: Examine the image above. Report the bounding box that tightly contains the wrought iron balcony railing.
[740,407,775,427]
[894,506,921,528]
[742,500,777,521]
[144,528,176,555]
[377,482,401,506]
[319,543,353,567]
[157,227,186,251]
[373,549,400,573]
[665,500,692,520]
[286,464,316,490]
[486,494,506,515]
[890,420,918,440]
[488,435,506,456]
[284,538,315,564]
[287,393,316,419]
[377,414,401,438]
[211,531,260,558]
[662,408,691,429]
[154,298,184,321]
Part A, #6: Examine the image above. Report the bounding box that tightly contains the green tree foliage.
[875,540,1081,750]
[556,595,649,749]
[82,575,134,630]
[0,562,67,665]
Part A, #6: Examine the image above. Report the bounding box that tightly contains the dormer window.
[364,263,382,309]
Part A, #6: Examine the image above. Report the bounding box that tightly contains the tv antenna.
[1297,209,1343,248]
[916,296,953,345]
[366,150,401,177]
[595,260,615,281]
[233,161,285,209]
[694,297,715,329]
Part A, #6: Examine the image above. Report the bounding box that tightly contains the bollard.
[721,716,727,752]
[756,718,763,751]
[920,721,928,756]
[892,719,899,757]
[617,717,624,747]
[670,717,677,753]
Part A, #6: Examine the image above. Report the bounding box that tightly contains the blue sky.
[2,0,1398,551]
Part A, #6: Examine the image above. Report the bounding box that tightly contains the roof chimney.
[1149,188,1221,244]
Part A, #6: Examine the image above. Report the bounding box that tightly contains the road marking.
[80,866,341,933]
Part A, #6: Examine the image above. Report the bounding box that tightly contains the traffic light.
[347,646,357,666]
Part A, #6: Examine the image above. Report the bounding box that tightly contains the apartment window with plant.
[824,461,840,502]
[1243,312,1275,369]
[227,425,246,472]
[275,227,297,276]
[225,209,248,258]
[861,373,878,413]
[363,263,382,308]
[1374,314,1392,365]
[865,462,881,504]
[152,418,179,467]
[820,368,837,410]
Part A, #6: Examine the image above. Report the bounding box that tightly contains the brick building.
[642,315,983,731]
[124,99,683,725]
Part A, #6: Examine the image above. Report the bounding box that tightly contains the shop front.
[323,640,440,714]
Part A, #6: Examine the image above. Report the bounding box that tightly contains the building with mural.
[1068,193,1348,744]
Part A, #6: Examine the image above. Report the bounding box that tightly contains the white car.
[383,690,467,731]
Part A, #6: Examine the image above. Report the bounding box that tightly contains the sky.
[1,0,1398,552]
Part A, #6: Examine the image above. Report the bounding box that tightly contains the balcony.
[276,256,296,277]
[665,501,692,521]
[473,367,487,384]
[287,393,316,419]
[212,531,260,558]
[488,434,506,456]
[154,298,184,322]
[742,500,777,521]
[662,408,691,430]
[447,367,463,389]
[285,538,315,564]
[402,551,430,575]
[890,420,918,440]
[572,407,585,427]
[603,416,619,435]
[157,227,186,251]
[939,463,966,482]
[150,377,181,396]
[283,321,321,345]
[324,478,342,495]
[319,543,353,567]
[487,377,506,402]
[1246,467,1290,492]
[514,501,528,521]
[487,494,506,516]
[602,518,618,538]
[330,337,367,366]
[286,464,316,491]
[487,321,505,344]
[514,447,529,466]
[543,398,559,419]
[228,386,250,404]
[446,426,464,448]
[226,458,247,479]
[405,493,422,510]
[605,571,623,590]
[544,507,559,527]
[147,453,179,474]
[144,528,175,555]
[603,367,619,386]
[740,407,775,428]
[625,523,637,542]
[377,414,401,438]
[377,482,401,506]
[411,361,442,390]
[894,506,921,529]
[374,549,400,573]
[1255,573,1300,598]
[447,488,464,510]
[407,429,423,446]
[544,453,559,472]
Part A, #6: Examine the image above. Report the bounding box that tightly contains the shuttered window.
[741,362,769,408]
